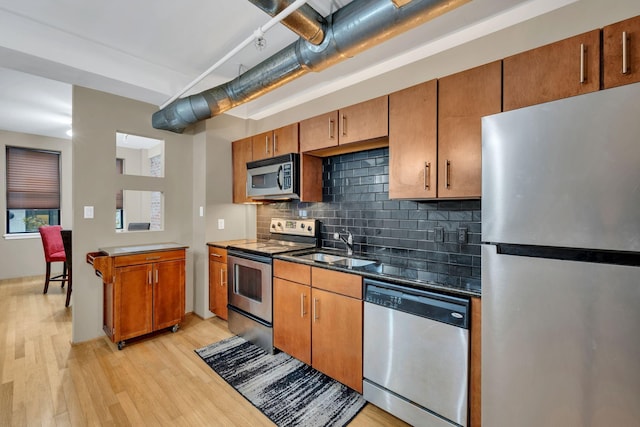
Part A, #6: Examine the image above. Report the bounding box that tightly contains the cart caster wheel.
[171,324,180,333]
[117,341,125,350]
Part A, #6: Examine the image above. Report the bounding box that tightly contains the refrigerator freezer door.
[482,83,640,252]
[482,245,640,427]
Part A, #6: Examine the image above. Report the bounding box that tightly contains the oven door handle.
[227,250,273,264]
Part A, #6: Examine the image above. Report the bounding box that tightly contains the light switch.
[84,206,94,219]
[218,219,225,230]
[199,206,204,217]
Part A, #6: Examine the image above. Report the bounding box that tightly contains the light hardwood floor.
[0,277,409,426]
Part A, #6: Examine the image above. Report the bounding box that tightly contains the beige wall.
[72,87,194,343]
[0,130,72,280]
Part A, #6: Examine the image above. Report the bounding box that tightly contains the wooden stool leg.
[43,262,51,294]
[65,268,72,307]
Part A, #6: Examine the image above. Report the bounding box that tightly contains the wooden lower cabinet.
[89,248,186,349]
[311,287,363,393]
[273,277,312,364]
[273,261,363,393]
[208,246,228,320]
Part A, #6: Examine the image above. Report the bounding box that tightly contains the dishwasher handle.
[364,278,470,329]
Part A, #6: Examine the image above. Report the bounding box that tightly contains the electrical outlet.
[83,206,94,219]
[434,227,444,242]
[217,219,224,230]
[458,227,468,244]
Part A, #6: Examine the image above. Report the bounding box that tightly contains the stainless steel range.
[227,218,318,353]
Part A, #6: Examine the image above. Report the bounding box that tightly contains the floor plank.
[0,277,409,426]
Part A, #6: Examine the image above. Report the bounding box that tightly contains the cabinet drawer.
[114,249,185,267]
[274,260,311,285]
[311,267,362,299]
[208,246,227,264]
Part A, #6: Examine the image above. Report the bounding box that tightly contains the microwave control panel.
[270,218,317,237]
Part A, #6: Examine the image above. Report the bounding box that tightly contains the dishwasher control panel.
[364,279,469,329]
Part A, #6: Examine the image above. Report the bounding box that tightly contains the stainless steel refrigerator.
[481,82,640,426]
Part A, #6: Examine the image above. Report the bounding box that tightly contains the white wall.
[71,87,194,343]
[0,130,72,280]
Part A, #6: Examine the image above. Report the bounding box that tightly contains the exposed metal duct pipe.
[248,0,326,45]
[153,0,469,133]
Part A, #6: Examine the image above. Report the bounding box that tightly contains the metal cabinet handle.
[300,294,306,317]
[446,160,451,188]
[155,269,158,284]
[313,298,319,321]
[146,256,161,260]
[265,135,270,155]
[622,31,629,75]
[148,270,152,285]
[210,253,222,258]
[220,269,224,286]
[273,134,278,154]
[329,118,335,139]
[424,162,430,190]
[579,43,586,84]
[341,114,347,136]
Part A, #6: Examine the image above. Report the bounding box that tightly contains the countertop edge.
[274,252,481,299]
[98,242,189,257]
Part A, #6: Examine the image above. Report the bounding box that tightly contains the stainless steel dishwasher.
[363,278,470,427]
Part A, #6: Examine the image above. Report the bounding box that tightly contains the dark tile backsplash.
[257,147,481,289]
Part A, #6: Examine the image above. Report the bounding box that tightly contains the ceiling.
[0,0,575,140]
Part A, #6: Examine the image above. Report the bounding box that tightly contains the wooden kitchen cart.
[87,243,187,350]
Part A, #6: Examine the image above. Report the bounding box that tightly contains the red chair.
[38,225,68,294]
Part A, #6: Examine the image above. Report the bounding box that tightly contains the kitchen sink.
[293,251,378,268]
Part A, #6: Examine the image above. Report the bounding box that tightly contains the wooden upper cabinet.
[299,96,388,153]
[252,123,299,161]
[232,137,252,204]
[273,123,299,156]
[603,15,640,89]
[389,80,437,199]
[338,95,388,146]
[503,30,600,111]
[438,61,502,199]
[300,110,339,152]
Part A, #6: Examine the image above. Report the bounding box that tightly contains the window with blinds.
[6,146,61,233]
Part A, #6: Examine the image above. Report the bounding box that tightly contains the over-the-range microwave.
[246,153,300,200]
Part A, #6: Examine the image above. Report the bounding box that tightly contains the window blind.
[6,146,60,209]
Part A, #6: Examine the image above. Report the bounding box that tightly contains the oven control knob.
[277,222,282,227]
[300,223,304,229]
[307,226,312,232]
[271,224,276,229]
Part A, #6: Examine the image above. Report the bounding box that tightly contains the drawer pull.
[210,253,222,258]
[579,43,586,84]
[424,162,430,190]
[146,256,161,260]
[622,31,629,75]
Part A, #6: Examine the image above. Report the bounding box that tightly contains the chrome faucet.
[333,229,353,256]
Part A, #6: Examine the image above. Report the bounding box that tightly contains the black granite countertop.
[275,248,481,298]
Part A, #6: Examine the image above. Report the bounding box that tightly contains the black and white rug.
[195,336,366,427]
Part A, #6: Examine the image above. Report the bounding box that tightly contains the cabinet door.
[115,264,153,341]
[209,261,228,320]
[389,80,437,199]
[438,61,501,198]
[251,131,272,161]
[153,259,185,330]
[232,137,252,203]
[273,123,299,156]
[273,278,311,365]
[300,111,339,152]
[603,15,640,88]
[503,30,600,111]
[339,95,388,146]
[311,288,363,393]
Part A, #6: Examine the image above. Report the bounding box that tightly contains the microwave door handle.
[276,165,283,190]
